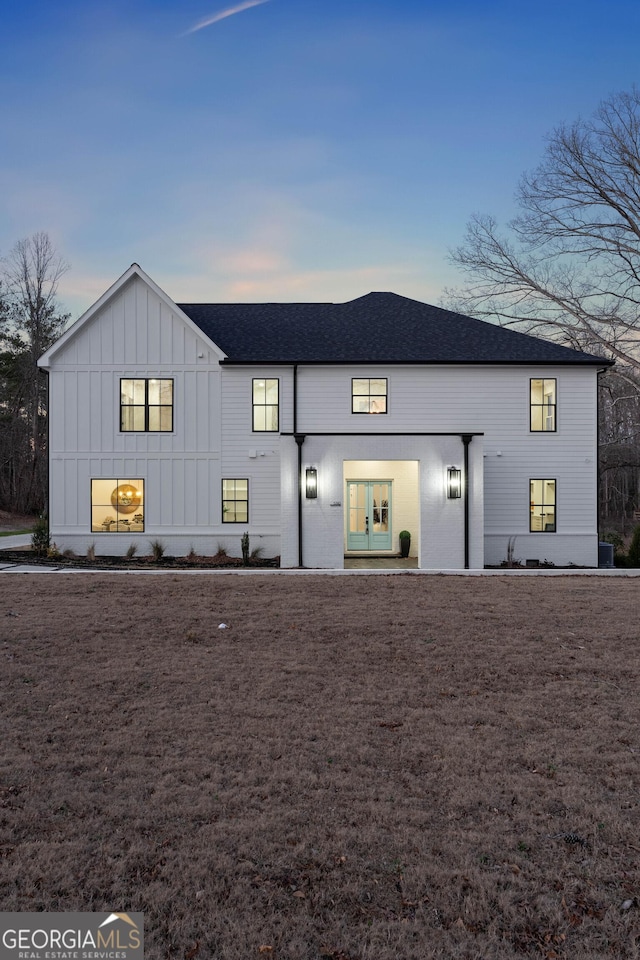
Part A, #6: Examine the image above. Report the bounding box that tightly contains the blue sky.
[1,0,640,319]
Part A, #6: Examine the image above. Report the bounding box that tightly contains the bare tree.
[0,233,69,514]
[599,368,640,525]
[447,89,640,525]
[448,87,640,371]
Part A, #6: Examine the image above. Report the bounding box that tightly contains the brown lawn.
[1,573,639,959]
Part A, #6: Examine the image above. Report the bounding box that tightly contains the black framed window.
[530,378,556,431]
[352,378,387,414]
[121,378,173,432]
[252,378,279,431]
[530,478,556,532]
[222,479,248,523]
[91,479,144,532]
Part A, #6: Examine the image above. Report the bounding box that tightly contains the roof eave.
[219,356,614,366]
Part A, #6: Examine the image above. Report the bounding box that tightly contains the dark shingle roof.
[178,292,611,365]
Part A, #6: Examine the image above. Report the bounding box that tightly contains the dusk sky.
[2,0,640,319]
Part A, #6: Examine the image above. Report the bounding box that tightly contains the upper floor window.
[530,478,556,532]
[121,379,173,432]
[352,378,387,414]
[253,378,279,431]
[530,378,556,432]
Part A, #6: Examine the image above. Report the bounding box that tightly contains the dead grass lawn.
[1,573,639,959]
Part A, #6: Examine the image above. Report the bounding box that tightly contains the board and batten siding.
[58,276,215,367]
[45,276,230,553]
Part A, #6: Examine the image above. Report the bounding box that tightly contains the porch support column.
[462,434,472,569]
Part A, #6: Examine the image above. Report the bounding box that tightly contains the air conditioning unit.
[598,542,614,568]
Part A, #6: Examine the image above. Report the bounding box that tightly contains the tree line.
[0,233,68,515]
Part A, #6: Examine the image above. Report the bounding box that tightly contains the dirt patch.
[1,574,639,958]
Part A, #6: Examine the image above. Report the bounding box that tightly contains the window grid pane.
[121,407,146,431]
[148,406,173,431]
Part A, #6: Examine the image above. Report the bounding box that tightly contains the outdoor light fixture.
[305,467,318,499]
[447,466,462,499]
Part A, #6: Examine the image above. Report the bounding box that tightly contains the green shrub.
[31,515,50,556]
[602,530,624,552]
[150,539,166,561]
[241,532,250,566]
[627,525,640,567]
[601,530,627,565]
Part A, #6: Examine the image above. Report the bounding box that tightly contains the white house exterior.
[38,264,612,569]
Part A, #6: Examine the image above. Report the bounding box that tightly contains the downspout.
[596,368,605,546]
[43,368,51,523]
[295,433,305,567]
[462,434,472,569]
[293,364,304,567]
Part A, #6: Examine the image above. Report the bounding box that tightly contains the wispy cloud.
[183,0,270,36]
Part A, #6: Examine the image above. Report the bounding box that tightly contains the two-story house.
[38,263,612,569]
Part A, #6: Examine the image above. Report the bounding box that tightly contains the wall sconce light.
[447,466,462,499]
[305,467,318,499]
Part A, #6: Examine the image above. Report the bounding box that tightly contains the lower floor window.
[222,478,248,523]
[530,478,556,532]
[92,478,145,532]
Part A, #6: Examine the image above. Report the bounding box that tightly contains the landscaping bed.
[0,547,280,569]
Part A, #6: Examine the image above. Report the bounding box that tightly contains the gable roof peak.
[38,262,227,367]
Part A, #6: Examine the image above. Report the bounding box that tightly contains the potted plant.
[399,530,411,558]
